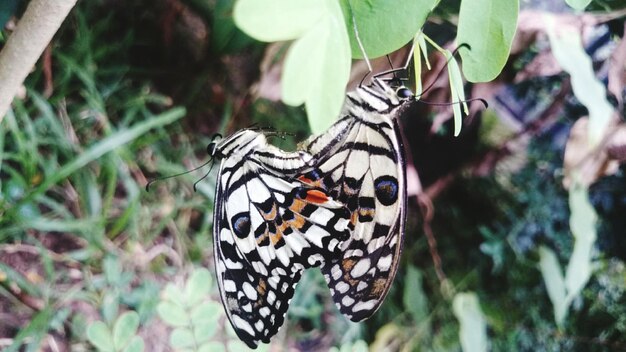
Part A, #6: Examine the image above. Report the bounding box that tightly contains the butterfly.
[210,129,352,348]
[297,77,413,322]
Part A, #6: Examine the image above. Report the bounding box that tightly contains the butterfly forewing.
[299,79,409,321]
[213,130,350,348]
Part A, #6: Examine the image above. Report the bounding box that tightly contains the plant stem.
[0,0,77,122]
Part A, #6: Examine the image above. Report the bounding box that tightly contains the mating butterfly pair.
[211,78,414,348]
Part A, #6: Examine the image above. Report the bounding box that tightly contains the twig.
[0,0,77,121]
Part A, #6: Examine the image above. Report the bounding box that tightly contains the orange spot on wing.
[298,175,313,184]
[290,199,306,213]
[270,224,284,246]
[292,213,306,229]
[305,190,329,204]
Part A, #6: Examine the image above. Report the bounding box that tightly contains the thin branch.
[0,0,77,122]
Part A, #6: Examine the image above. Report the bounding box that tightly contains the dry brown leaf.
[563,116,625,188]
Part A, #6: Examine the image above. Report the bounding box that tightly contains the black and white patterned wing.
[213,130,351,348]
[298,81,409,321]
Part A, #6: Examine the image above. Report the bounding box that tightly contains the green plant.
[157,268,230,352]
[87,311,144,352]
[233,0,518,133]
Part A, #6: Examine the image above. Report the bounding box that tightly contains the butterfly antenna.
[145,159,214,192]
[193,161,216,192]
[372,42,416,81]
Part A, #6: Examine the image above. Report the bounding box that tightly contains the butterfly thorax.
[212,130,267,160]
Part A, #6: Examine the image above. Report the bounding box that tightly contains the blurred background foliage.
[0,0,626,351]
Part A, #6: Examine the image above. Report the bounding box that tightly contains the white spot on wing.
[377,255,393,271]
[252,261,268,276]
[307,254,323,266]
[242,282,257,300]
[352,299,378,312]
[254,320,264,332]
[357,281,368,292]
[259,307,271,317]
[332,265,342,280]
[342,295,355,306]
[225,258,243,269]
[336,281,349,293]
[345,249,363,257]
[267,290,277,305]
[233,315,256,336]
[309,207,334,225]
[271,267,287,276]
[224,280,236,292]
[350,259,371,278]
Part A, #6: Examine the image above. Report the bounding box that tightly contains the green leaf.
[564,184,597,303]
[194,320,219,344]
[113,311,140,350]
[547,23,614,147]
[414,33,429,95]
[445,50,467,137]
[338,0,437,59]
[199,342,226,352]
[457,0,519,82]
[184,268,212,305]
[101,291,120,325]
[538,246,568,326]
[163,283,186,308]
[191,302,222,325]
[234,0,327,41]
[452,292,488,352]
[103,256,123,286]
[170,327,195,349]
[235,0,350,133]
[227,340,255,352]
[157,301,189,327]
[403,266,429,322]
[87,321,114,352]
[565,0,592,10]
[122,337,145,352]
[281,0,351,133]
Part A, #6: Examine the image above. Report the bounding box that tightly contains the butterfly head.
[395,86,414,101]
[206,141,221,158]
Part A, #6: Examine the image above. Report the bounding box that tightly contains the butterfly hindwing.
[213,130,351,348]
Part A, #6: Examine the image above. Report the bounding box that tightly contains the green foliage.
[233,0,519,132]
[403,265,429,324]
[338,0,436,59]
[87,311,144,352]
[547,23,614,147]
[157,268,233,351]
[453,292,488,352]
[235,0,350,134]
[566,0,593,10]
[329,339,369,352]
[538,183,598,326]
[457,0,519,82]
